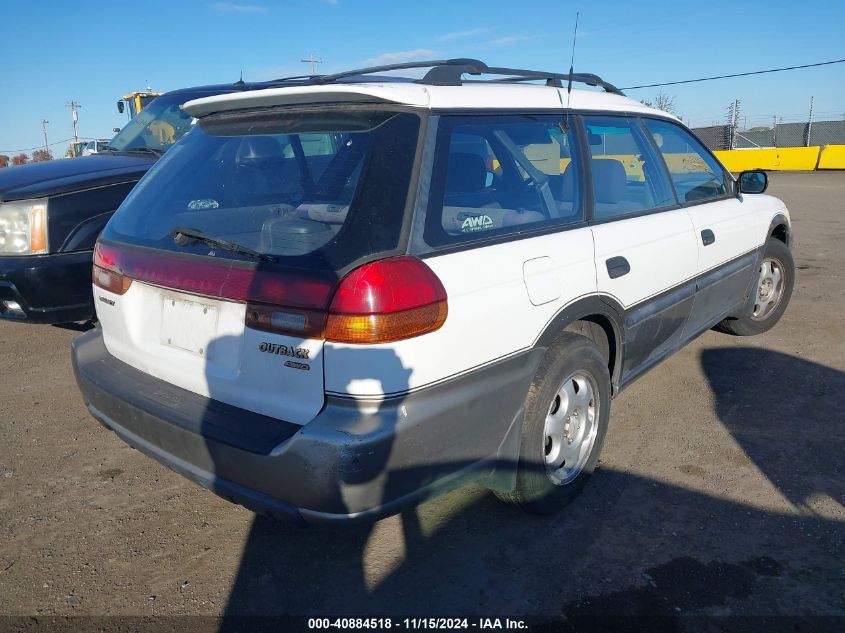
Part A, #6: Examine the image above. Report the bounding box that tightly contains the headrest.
[236,136,280,162]
[445,153,488,194]
[591,159,626,204]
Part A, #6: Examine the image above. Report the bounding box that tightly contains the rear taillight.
[325,256,448,344]
[91,243,447,343]
[93,243,132,295]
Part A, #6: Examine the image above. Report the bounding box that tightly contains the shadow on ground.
[701,346,844,510]
[213,347,844,628]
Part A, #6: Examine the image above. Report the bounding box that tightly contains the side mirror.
[738,170,768,194]
[117,101,125,114]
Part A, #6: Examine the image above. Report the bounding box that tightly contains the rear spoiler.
[183,84,430,118]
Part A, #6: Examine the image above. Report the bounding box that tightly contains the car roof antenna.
[564,10,580,130]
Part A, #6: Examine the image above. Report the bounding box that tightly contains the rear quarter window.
[422,114,584,248]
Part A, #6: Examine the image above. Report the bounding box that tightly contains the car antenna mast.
[564,10,580,129]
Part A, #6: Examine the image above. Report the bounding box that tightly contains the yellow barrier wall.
[817,145,845,170]
[496,144,843,179]
[713,147,820,172]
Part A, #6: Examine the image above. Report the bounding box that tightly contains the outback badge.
[259,341,310,360]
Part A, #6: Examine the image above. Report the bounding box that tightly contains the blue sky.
[1,0,843,156]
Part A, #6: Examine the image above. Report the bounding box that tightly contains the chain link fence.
[692,119,845,151]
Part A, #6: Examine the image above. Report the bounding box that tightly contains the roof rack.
[264,59,624,95]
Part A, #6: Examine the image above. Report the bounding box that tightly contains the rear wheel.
[496,333,611,515]
[716,238,794,336]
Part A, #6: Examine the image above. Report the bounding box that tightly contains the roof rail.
[314,58,487,84]
[263,59,624,95]
[493,68,625,95]
[469,67,623,95]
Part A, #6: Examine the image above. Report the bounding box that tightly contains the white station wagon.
[72,59,794,522]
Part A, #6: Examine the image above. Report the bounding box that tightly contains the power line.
[621,58,845,90]
[1,137,76,154]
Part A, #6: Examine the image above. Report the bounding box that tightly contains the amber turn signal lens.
[325,300,448,344]
[29,205,47,254]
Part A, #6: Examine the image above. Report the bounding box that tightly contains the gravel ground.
[0,171,842,629]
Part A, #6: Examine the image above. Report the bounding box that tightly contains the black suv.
[0,83,249,324]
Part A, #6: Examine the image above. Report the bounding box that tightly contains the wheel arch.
[533,295,625,393]
[768,213,791,247]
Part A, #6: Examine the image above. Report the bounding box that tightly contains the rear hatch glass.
[103,108,421,269]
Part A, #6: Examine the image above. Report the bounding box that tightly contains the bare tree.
[31,148,53,162]
[0,155,9,168]
[10,153,29,166]
[641,90,679,116]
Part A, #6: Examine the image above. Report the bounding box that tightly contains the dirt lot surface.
[0,172,843,628]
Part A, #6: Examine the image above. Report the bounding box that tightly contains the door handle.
[606,256,630,279]
[701,229,716,246]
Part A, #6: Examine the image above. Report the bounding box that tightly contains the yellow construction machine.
[117,88,161,120]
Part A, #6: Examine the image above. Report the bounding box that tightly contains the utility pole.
[772,114,778,147]
[732,99,741,149]
[300,53,323,76]
[40,119,49,153]
[806,96,814,147]
[725,99,741,149]
[66,100,82,143]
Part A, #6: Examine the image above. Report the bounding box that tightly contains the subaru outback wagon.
[72,59,794,523]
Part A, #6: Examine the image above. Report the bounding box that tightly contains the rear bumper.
[72,329,542,523]
[0,251,94,324]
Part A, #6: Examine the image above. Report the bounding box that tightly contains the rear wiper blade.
[169,227,278,263]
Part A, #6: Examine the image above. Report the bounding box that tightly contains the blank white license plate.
[160,297,219,357]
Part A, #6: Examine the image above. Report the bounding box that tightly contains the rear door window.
[583,116,676,219]
[423,115,583,246]
[103,109,421,272]
[643,118,731,203]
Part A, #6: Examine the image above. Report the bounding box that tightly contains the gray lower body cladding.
[72,329,541,522]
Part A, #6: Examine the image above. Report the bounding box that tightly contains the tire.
[715,238,794,337]
[495,332,611,515]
